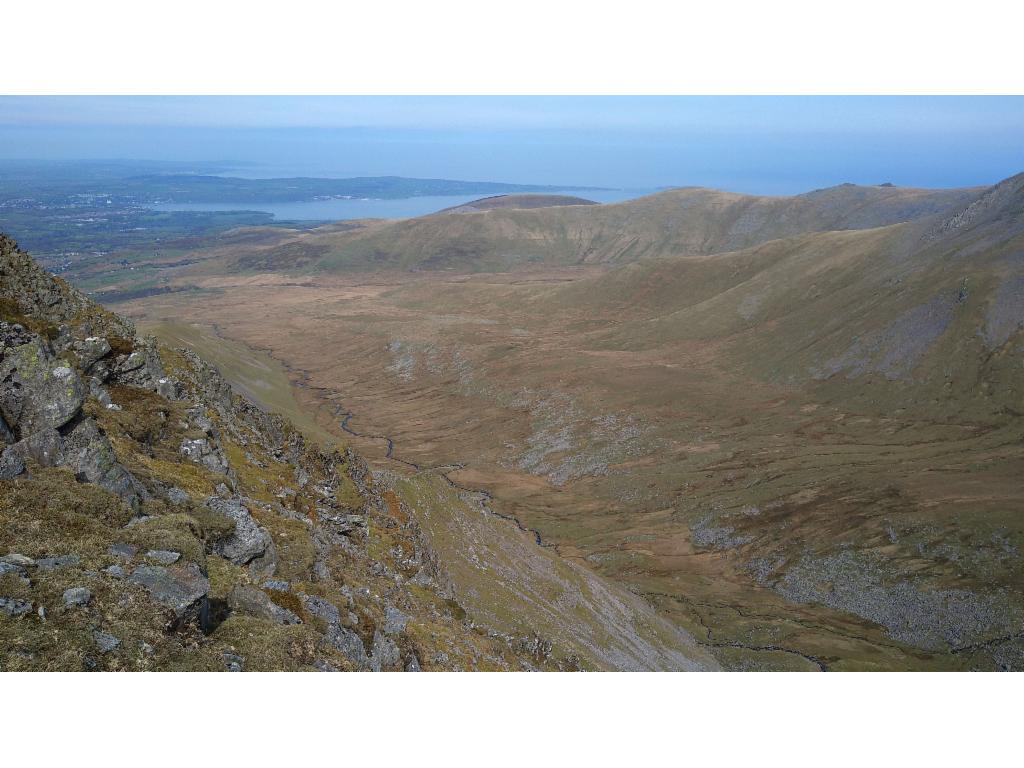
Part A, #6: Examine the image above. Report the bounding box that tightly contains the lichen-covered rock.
[0,338,85,434]
[128,563,210,629]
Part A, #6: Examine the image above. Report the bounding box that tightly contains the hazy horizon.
[1,96,1023,194]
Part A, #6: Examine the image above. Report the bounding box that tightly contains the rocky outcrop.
[0,316,145,507]
[204,496,277,576]
[2,234,577,672]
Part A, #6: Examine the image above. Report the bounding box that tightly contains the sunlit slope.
[161,182,980,276]
[303,182,979,272]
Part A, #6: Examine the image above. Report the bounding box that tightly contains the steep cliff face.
[1,235,582,671]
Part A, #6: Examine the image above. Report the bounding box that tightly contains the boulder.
[0,338,85,434]
[4,427,64,469]
[71,336,111,372]
[128,563,209,629]
[92,630,120,653]
[227,585,302,625]
[61,417,145,506]
[62,587,92,607]
[204,496,275,573]
[0,597,32,617]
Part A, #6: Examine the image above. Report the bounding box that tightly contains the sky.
[1,96,1022,194]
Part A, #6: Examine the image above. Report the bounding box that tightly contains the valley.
[105,176,1024,669]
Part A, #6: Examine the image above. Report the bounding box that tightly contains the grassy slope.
[140,321,339,446]
[388,471,718,670]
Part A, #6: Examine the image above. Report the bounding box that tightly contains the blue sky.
[1,96,1022,193]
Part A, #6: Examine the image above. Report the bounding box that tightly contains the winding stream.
[337,408,547,546]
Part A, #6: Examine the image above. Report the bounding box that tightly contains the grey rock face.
[103,564,125,579]
[0,413,13,445]
[112,337,167,392]
[128,564,209,628]
[166,487,190,505]
[223,652,245,672]
[0,597,33,617]
[62,587,92,607]
[61,417,145,506]
[204,496,274,571]
[0,339,85,434]
[0,445,25,479]
[370,629,402,672]
[61,417,145,507]
[383,605,410,635]
[405,654,421,672]
[72,337,111,372]
[180,438,229,474]
[227,585,302,625]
